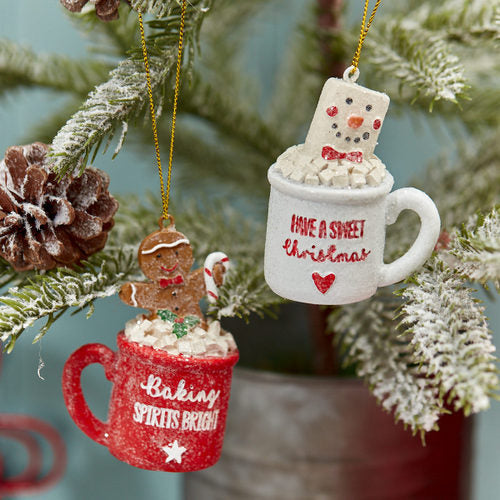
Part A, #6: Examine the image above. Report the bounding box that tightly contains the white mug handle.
[378,188,440,287]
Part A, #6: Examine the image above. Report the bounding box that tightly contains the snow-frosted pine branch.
[0,248,140,352]
[129,0,191,18]
[365,23,467,105]
[451,207,500,290]
[49,48,171,177]
[211,260,283,321]
[398,258,498,416]
[50,1,212,177]
[330,290,443,434]
[414,0,500,44]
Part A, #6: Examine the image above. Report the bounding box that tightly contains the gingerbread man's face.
[304,78,390,158]
[138,229,193,282]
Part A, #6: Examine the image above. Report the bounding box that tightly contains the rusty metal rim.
[234,366,363,388]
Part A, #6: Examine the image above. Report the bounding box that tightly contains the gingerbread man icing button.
[119,218,230,322]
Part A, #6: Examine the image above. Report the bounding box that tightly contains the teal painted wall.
[0,2,498,499]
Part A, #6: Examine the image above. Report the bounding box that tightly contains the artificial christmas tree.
[0,0,498,497]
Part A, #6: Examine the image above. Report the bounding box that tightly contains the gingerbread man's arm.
[188,269,206,301]
[119,282,154,309]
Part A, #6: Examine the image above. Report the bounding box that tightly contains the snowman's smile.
[161,263,178,273]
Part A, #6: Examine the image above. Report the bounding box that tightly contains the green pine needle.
[0,39,111,96]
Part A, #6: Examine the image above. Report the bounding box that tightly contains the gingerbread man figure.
[119,219,229,324]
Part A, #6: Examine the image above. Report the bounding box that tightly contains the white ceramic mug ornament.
[264,68,440,305]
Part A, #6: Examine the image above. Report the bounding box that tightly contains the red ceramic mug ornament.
[0,415,66,498]
[63,333,238,472]
[63,219,239,472]
[63,10,239,471]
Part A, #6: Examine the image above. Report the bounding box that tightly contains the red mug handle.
[0,428,43,485]
[0,415,66,496]
[62,343,116,446]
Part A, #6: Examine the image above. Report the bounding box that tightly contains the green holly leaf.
[158,309,176,322]
[173,323,188,339]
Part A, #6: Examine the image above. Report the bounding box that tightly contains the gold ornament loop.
[343,65,360,83]
[158,214,175,230]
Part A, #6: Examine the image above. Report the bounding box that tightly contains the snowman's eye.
[346,98,353,105]
[366,105,372,111]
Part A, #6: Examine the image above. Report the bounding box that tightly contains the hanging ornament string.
[349,0,382,78]
[138,1,187,220]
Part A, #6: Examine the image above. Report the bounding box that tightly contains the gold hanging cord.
[350,0,382,73]
[138,0,187,220]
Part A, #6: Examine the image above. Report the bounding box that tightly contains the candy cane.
[204,252,230,303]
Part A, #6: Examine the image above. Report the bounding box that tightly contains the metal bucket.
[184,368,471,499]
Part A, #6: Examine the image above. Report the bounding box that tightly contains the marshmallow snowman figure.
[303,76,389,163]
[264,70,441,305]
[274,71,391,189]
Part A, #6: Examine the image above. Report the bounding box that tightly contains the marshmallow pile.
[276,145,386,188]
[124,315,237,358]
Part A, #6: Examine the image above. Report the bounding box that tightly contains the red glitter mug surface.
[62,333,239,472]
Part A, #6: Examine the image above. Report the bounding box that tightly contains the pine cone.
[0,143,119,271]
[60,0,121,21]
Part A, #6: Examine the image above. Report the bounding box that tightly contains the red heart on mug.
[312,272,336,294]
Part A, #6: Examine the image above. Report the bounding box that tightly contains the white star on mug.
[162,440,187,464]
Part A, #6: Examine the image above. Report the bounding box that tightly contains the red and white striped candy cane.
[204,252,230,303]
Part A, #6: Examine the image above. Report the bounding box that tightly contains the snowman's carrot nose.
[347,115,364,128]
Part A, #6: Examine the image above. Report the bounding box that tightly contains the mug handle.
[378,187,440,287]
[0,428,43,489]
[62,343,115,446]
[0,415,66,496]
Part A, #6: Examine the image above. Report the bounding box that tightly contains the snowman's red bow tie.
[159,275,184,288]
[322,146,363,163]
